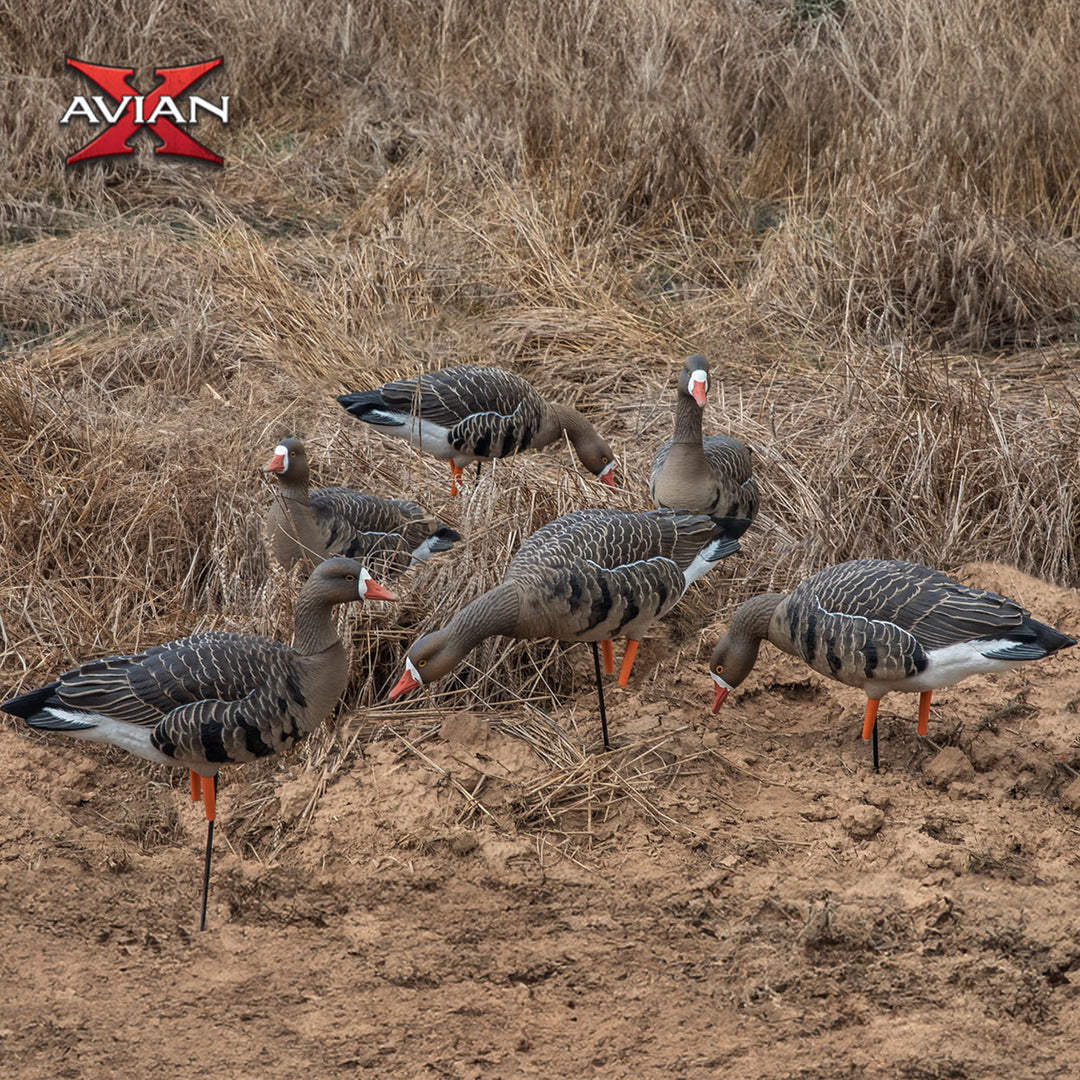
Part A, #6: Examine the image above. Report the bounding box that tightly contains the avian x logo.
[61,57,229,166]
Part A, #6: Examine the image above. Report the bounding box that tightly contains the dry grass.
[2,0,1079,828]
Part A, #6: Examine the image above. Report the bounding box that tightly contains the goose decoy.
[263,437,461,575]
[389,508,751,749]
[1,557,396,929]
[708,559,1076,769]
[337,365,617,496]
[650,355,759,521]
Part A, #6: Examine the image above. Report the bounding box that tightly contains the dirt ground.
[2,562,1079,1080]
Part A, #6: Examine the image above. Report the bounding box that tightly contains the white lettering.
[147,96,185,124]
[60,97,98,124]
[188,95,229,124]
[92,95,132,124]
[62,90,231,131]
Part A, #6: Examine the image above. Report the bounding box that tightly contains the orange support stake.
[190,770,201,803]
[917,691,932,736]
[601,639,614,674]
[861,698,880,741]
[617,640,640,687]
[202,776,216,821]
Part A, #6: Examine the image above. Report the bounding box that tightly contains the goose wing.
[307,488,418,564]
[506,510,746,640]
[702,437,760,520]
[375,366,534,427]
[804,560,1027,650]
[43,632,291,728]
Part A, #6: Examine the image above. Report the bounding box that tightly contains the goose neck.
[447,582,522,651]
[548,402,596,449]
[671,390,705,446]
[291,591,343,656]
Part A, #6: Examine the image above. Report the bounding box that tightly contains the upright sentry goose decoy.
[708,559,1076,769]
[650,355,759,521]
[337,365,617,496]
[389,508,751,749]
[264,437,461,575]
[1,557,396,929]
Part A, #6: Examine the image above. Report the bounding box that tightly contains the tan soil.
[2,562,1079,1079]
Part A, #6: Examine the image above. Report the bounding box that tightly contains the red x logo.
[65,57,225,166]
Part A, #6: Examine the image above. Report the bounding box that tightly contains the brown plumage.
[389,508,750,712]
[337,365,617,495]
[2,557,397,928]
[650,355,759,521]
[3,557,396,784]
[709,559,1075,766]
[264,438,461,575]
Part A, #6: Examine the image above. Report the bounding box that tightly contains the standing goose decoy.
[337,365,617,496]
[708,559,1076,769]
[389,508,751,749]
[1,558,396,929]
[263,437,462,575]
[650,355,759,521]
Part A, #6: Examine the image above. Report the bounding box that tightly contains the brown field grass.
[2,0,1079,743]
[4,5,1080,1077]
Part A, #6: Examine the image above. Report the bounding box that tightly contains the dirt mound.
[3,564,1078,1079]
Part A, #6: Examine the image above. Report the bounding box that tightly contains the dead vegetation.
[2,0,1079,821]
[4,7,1080,1078]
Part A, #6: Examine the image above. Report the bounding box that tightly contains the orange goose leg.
[600,640,615,675]
[617,640,640,687]
[861,699,881,772]
[189,771,217,931]
[449,463,464,497]
[917,691,932,736]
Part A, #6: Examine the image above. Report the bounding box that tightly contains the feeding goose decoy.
[337,364,617,496]
[650,355,759,521]
[389,508,751,749]
[1,557,396,930]
[708,558,1075,769]
[263,437,461,575]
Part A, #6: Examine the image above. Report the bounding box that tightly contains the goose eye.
[714,664,723,674]
[417,659,427,668]
[602,456,610,464]
[345,574,356,582]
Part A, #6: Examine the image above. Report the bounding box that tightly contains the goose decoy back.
[263,437,461,574]
[337,365,616,495]
[708,558,1075,768]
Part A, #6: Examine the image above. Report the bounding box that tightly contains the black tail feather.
[709,515,753,541]
[1,683,59,722]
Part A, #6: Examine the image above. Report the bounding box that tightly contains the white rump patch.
[44,708,175,766]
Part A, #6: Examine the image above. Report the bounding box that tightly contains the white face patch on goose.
[274,444,290,471]
[404,656,423,685]
[598,460,616,481]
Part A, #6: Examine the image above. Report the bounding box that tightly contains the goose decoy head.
[263,437,309,480]
[387,628,468,700]
[578,435,617,488]
[312,557,398,603]
[681,355,709,408]
[707,633,758,713]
